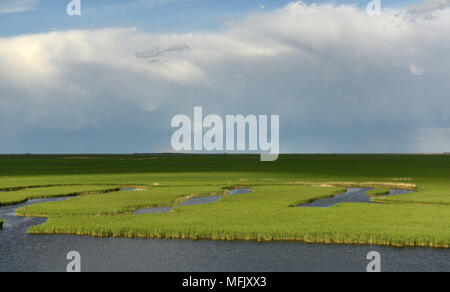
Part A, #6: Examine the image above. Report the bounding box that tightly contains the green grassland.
[29,186,450,248]
[1,154,449,248]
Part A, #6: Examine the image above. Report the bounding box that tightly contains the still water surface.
[135,188,252,214]
[300,188,416,207]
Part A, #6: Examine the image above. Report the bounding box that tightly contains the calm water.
[121,187,147,192]
[135,188,252,214]
[0,192,448,272]
[300,188,416,207]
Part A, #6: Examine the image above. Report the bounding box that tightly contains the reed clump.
[367,188,391,197]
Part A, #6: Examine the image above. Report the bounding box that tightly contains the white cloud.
[0,2,450,152]
[0,0,38,14]
[406,0,450,21]
[409,64,424,76]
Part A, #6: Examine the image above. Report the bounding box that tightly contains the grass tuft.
[367,188,391,197]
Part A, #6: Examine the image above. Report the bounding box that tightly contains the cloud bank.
[406,0,450,21]
[0,0,38,14]
[0,2,450,153]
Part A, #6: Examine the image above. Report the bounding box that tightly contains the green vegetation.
[0,185,120,206]
[367,188,391,197]
[372,189,450,205]
[0,154,449,248]
[29,186,450,248]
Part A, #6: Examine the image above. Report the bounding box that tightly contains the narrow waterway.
[300,188,416,207]
[134,188,252,214]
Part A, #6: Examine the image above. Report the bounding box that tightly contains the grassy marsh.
[17,186,228,217]
[0,154,449,247]
[27,185,450,248]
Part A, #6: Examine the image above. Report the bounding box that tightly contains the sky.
[1,0,450,154]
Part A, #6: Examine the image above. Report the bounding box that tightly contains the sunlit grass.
[1,154,449,247]
[28,185,450,248]
[367,188,391,197]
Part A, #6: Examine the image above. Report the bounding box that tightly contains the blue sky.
[1,0,450,154]
[1,0,423,36]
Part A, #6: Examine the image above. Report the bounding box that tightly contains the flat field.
[1,154,449,248]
